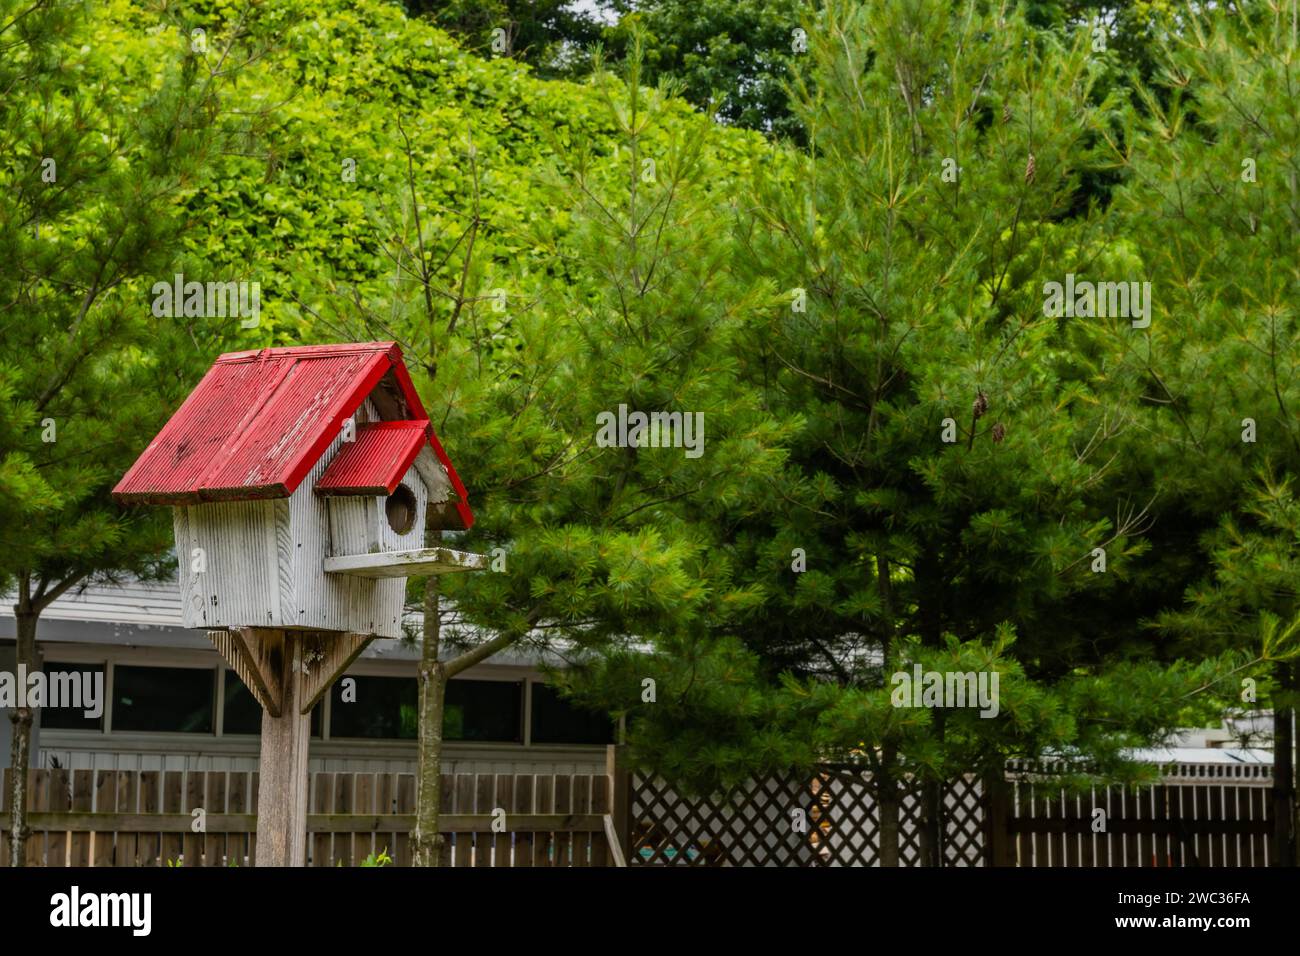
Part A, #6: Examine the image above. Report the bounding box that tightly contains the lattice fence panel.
[629,768,986,867]
[630,771,818,866]
[944,775,986,866]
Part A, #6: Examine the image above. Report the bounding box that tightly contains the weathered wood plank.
[253,630,313,866]
[553,776,573,867]
[137,771,160,866]
[92,770,116,867]
[313,772,334,867]
[475,773,496,868]
[533,774,555,867]
[1031,785,1049,867]
[572,775,591,868]
[227,772,249,867]
[438,772,454,868]
[334,771,354,866]
[25,811,605,833]
[493,775,514,868]
[47,769,70,868]
[355,772,376,863]
[323,546,488,578]
[392,773,415,866]
[69,769,91,867]
[299,632,372,714]
[453,775,474,868]
[205,771,227,866]
[1152,785,1170,868]
[590,771,610,866]
[184,771,204,867]
[26,769,47,866]
[1223,784,1240,867]
[513,774,534,868]
[116,771,137,869]
[1249,786,1267,867]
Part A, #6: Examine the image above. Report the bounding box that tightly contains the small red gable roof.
[315,421,428,497]
[112,342,473,529]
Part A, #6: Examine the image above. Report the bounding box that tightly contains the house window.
[38,664,105,732]
[446,679,522,743]
[330,675,418,740]
[328,675,522,742]
[529,681,614,745]
[222,670,320,736]
[113,665,214,734]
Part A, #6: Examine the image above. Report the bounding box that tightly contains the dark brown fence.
[994,765,1275,867]
[613,751,1277,867]
[1,768,611,867]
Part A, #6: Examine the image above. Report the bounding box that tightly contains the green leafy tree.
[1116,0,1300,864]
[569,0,1238,866]
[0,0,252,863]
[297,29,784,862]
[404,0,608,76]
[71,0,768,867]
[608,0,813,141]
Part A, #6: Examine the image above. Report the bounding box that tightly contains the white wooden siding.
[175,498,280,629]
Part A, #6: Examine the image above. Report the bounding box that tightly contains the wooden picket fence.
[0,768,611,867]
[993,765,1276,867]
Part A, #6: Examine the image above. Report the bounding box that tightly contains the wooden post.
[255,631,311,867]
[1270,662,1297,867]
[606,745,631,865]
[983,771,1016,867]
[209,627,372,866]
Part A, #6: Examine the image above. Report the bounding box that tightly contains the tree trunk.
[875,552,901,867]
[920,756,945,865]
[7,603,37,867]
[916,551,944,867]
[877,744,901,867]
[1273,661,1296,866]
[411,574,446,867]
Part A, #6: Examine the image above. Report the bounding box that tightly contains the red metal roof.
[112,342,474,529]
[315,421,428,496]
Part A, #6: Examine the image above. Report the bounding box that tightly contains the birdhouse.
[112,342,488,866]
[112,342,485,639]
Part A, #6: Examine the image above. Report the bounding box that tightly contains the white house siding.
[290,398,402,637]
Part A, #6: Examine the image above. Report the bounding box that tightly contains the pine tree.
[1117,0,1300,865]
[0,2,239,864]
[308,32,787,864]
[566,0,1237,866]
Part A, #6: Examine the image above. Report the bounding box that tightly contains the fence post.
[1273,664,1297,867]
[606,745,631,865]
[984,772,1015,867]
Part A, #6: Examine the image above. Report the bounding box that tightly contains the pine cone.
[991,422,1006,444]
[1024,153,1036,183]
[1002,104,1012,124]
[973,390,988,420]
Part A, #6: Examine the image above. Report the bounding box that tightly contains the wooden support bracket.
[210,627,285,717]
[298,631,373,715]
[209,628,374,718]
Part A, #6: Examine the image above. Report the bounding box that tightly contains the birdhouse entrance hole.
[385,484,417,535]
